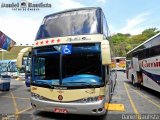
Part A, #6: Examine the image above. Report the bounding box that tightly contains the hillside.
[110,28,160,56]
[0,46,31,60]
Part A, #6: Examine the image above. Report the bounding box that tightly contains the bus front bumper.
[30,97,106,115]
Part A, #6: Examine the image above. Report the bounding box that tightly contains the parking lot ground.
[0,72,160,120]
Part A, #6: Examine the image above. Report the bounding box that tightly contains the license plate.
[54,108,68,114]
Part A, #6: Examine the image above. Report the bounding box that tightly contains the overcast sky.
[0,0,160,44]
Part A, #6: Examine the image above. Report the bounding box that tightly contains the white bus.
[0,60,18,78]
[17,7,117,115]
[111,57,126,71]
[126,32,160,92]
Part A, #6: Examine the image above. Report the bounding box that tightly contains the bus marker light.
[36,42,39,45]
[45,40,49,44]
[51,39,55,43]
[57,38,61,42]
[40,41,43,44]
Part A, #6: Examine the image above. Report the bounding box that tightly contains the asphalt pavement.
[0,72,160,120]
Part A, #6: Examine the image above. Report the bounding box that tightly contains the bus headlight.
[82,96,104,103]
[31,93,44,100]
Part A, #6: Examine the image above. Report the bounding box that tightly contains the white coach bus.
[17,7,117,115]
[126,32,160,92]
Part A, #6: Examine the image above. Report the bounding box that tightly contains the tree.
[110,28,160,57]
[142,28,159,38]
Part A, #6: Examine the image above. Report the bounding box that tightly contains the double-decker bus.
[17,7,116,115]
[126,32,160,92]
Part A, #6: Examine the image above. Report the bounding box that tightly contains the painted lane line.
[124,83,141,120]
[10,92,19,119]
[18,106,32,114]
[1,95,30,100]
[129,87,160,109]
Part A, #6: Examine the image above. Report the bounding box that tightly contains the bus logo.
[61,45,72,55]
[58,95,63,101]
[141,59,160,68]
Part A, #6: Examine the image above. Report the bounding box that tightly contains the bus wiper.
[64,82,97,88]
[79,82,97,88]
[32,81,54,88]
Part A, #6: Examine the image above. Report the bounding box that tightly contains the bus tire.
[131,75,135,86]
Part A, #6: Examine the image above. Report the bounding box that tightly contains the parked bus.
[111,57,126,71]
[0,60,18,78]
[126,32,160,92]
[17,7,116,115]
[0,60,10,76]
[0,59,28,79]
[7,59,18,78]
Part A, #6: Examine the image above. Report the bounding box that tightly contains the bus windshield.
[8,61,17,72]
[33,43,103,87]
[36,9,101,40]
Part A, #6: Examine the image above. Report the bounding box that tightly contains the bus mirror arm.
[17,47,32,69]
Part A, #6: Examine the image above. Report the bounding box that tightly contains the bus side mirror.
[17,47,32,69]
[101,40,111,65]
[17,53,24,69]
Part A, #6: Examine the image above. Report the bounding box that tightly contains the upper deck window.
[36,9,101,40]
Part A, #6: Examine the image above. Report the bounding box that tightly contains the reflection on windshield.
[61,74,102,86]
[36,9,101,40]
[33,43,103,87]
[0,62,8,72]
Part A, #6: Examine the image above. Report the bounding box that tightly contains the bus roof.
[127,32,160,55]
[45,7,102,18]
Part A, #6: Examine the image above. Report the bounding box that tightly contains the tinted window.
[36,9,101,40]
[150,45,160,57]
[103,14,108,37]
[151,35,160,47]
[138,48,150,60]
[143,41,151,48]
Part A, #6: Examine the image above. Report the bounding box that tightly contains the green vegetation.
[0,46,31,60]
[110,28,160,57]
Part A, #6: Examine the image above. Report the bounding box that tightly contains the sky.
[0,0,160,45]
